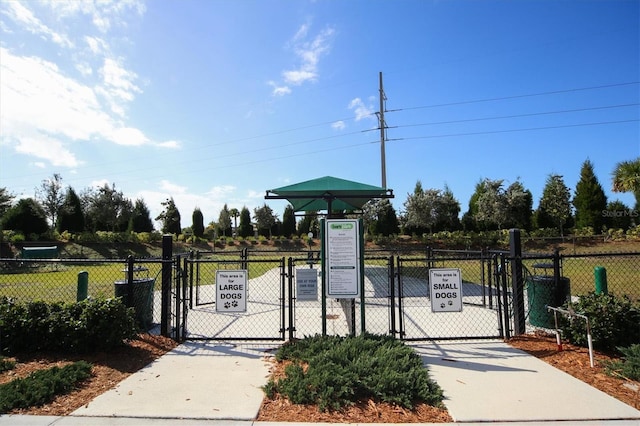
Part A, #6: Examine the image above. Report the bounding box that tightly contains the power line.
[396,119,639,142]
[389,82,639,113]
[394,103,639,129]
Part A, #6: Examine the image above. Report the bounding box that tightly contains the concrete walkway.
[0,340,639,425]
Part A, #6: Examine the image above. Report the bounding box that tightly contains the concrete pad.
[411,340,640,422]
[72,342,275,420]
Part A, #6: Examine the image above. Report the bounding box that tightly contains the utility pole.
[378,72,387,188]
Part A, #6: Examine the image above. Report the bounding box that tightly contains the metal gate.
[169,251,513,342]
[177,256,286,340]
[396,252,513,340]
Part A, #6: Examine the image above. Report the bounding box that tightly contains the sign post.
[216,270,247,312]
[429,268,463,313]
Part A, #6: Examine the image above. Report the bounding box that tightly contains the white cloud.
[271,24,335,95]
[108,127,149,146]
[0,47,168,167]
[14,133,80,167]
[90,179,111,189]
[42,0,146,33]
[348,97,375,121]
[332,121,346,130]
[207,185,237,198]
[268,81,292,96]
[160,180,187,194]
[156,140,182,149]
[1,1,74,48]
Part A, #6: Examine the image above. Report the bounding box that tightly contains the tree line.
[1,158,638,242]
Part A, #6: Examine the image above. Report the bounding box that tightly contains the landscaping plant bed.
[0,333,177,416]
[1,333,637,420]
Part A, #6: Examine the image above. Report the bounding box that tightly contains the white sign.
[296,268,318,301]
[429,268,463,313]
[326,219,360,297]
[216,270,247,312]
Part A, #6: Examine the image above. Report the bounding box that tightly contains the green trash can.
[526,275,571,328]
[114,278,155,330]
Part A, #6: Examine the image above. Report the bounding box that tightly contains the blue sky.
[1,0,638,228]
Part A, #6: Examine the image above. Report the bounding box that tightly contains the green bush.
[603,344,640,381]
[0,357,15,373]
[0,297,137,355]
[0,361,92,413]
[559,292,640,353]
[265,334,444,412]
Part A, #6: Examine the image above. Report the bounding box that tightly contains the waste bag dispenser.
[115,267,155,330]
[526,264,570,329]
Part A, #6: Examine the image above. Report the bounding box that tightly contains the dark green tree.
[253,204,276,237]
[0,187,15,218]
[462,180,488,231]
[82,183,132,232]
[297,211,319,237]
[238,206,253,238]
[505,180,533,231]
[156,197,181,235]
[129,199,154,233]
[192,208,205,238]
[35,173,64,229]
[604,200,634,230]
[57,187,85,233]
[373,199,400,236]
[538,174,572,237]
[282,205,297,238]
[217,204,232,237]
[573,159,607,231]
[2,198,49,238]
[403,181,460,234]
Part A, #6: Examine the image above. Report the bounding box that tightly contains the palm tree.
[229,208,240,237]
[612,158,640,209]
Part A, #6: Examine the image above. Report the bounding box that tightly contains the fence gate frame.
[174,255,287,341]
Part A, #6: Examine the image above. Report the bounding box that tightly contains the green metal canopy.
[265,176,393,212]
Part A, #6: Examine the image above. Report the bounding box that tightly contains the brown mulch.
[1,332,638,421]
[0,334,178,416]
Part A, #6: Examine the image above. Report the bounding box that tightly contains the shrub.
[0,357,15,373]
[264,334,444,412]
[559,292,640,353]
[603,344,640,381]
[0,361,92,413]
[0,297,137,354]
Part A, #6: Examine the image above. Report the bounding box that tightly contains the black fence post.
[287,257,294,341]
[161,234,173,337]
[126,255,134,309]
[509,229,526,335]
[388,256,396,338]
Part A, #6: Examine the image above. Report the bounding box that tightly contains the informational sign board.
[216,270,247,312]
[325,219,360,298]
[429,268,463,313]
[296,268,318,301]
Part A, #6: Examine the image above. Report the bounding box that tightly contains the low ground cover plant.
[0,356,15,373]
[263,334,444,412]
[0,361,92,413]
[603,344,640,381]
